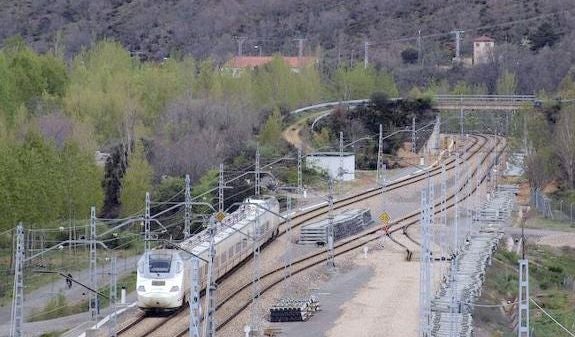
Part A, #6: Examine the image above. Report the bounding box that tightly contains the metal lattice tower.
[364,41,370,69]
[144,192,151,253]
[297,148,303,194]
[251,214,263,333]
[89,207,98,320]
[518,259,530,337]
[459,103,464,138]
[339,131,344,180]
[451,30,464,62]
[219,163,225,213]
[184,175,192,239]
[326,178,336,269]
[412,117,417,154]
[9,224,24,337]
[255,144,261,196]
[283,196,294,295]
[376,124,384,185]
[108,255,117,337]
[419,183,432,337]
[190,257,201,337]
[203,221,217,337]
[453,153,460,254]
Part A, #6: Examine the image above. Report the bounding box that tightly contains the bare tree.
[555,107,575,189]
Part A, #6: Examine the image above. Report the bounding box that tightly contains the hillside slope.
[1,0,572,64]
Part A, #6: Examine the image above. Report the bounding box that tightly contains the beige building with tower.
[473,35,495,65]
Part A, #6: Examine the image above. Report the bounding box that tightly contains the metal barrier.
[531,189,574,223]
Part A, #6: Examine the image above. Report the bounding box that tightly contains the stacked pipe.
[430,186,516,337]
[299,209,373,245]
[269,297,320,322]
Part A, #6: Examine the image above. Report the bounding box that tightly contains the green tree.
[496,70,517,95]
[260,109,282,149]
[120,141,153,217]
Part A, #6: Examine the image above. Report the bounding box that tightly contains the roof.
[474,35,495,42]
[225,56,317,69]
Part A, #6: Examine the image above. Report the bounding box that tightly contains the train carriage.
[136,196,280,311]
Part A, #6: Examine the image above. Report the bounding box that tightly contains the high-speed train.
[136,196,281,311]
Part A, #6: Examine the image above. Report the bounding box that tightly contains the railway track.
[205,135,504,335]
[117,134,498,337]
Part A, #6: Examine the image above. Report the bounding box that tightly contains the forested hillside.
[2,0,575,230]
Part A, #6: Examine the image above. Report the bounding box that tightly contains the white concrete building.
[306,152,355,181]
[473,35,495,65]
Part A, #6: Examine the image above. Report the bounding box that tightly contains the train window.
[149,254,172,273]
[242,239,248,249]
[235,242,241,254]
[229,247,234,259]
[221,254,227,264]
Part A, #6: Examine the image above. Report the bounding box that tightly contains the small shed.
[306,152,355,181]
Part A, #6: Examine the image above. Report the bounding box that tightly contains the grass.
[27,271,137,322]
[524,212,575,231]
[0,242,144,307]
[476,244,575,337]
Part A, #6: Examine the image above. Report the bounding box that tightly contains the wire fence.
[531,189,575,224]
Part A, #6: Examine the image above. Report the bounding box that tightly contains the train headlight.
[170,286,180,292]
[137,286,145,292]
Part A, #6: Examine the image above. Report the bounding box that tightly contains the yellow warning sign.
[379,212,391,225]
[215,212,226,222]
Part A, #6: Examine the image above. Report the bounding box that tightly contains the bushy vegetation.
[0,38,408,230]
[477,245,575,337]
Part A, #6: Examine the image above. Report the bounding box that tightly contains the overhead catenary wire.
[531,298,575,337]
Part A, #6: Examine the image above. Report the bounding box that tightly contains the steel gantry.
[184,175,193,239]
[9,224,24,337]
[89,207,99,320]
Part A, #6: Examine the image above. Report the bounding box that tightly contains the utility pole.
[9,224,24,337]
[339,131,344,181]
[435,114,441,155]
[203,220,217,337]
[251,215,262,333]
[412,116,417,154]
[294,38,306,58]
[184,175,192,239]
[417,30,423,68]
[454,153,460,253]
[459,101,464,138]
[451,30,464,63]
[297,147,303,195]
[108,255,117,337]
[89,207,98,320]
[219,163,225,213]
[419,177,432,337]
[255,143,261,197]
[326,178,336,269]
[518,224,529,337]
[363,41,370,69]
[236,37,247,57]
[283,195,293,294]
[440,162,448,258]
[189,257,201,337]
[377,124,384,185]
[144,192,151,253]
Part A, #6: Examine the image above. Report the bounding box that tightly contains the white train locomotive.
[136,196,281,311]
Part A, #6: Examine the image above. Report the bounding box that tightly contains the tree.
[496,70,517,95]
[555,106,575,189]
[530,22,560,51]
[401,48,419,64]
[259,109,282,149]
[119,141,153,217]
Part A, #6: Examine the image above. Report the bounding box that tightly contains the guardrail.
[290,95,538,115]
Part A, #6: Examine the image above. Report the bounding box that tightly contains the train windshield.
[149,254,172,273]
